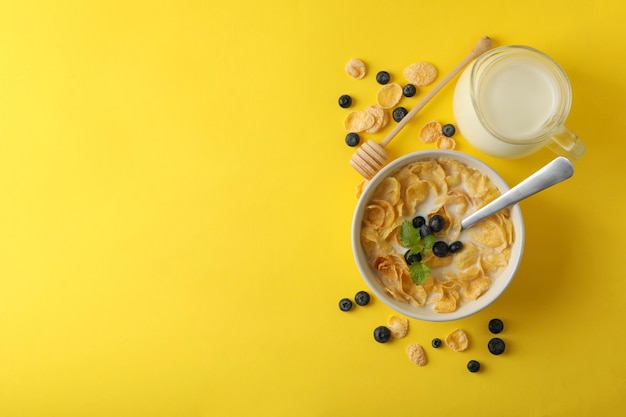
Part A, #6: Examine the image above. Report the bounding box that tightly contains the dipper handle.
[380,36,493,148]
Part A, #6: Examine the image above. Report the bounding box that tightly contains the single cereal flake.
[376,83,403,109]
[344,110,375,132]
[406,344,428,366]
[388,315,409,338]
[345,58,366,80]
[445,328,469,352]
[404,62,438,86]
[419,120,443,143]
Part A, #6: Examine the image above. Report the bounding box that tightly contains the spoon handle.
[461,157,574,231]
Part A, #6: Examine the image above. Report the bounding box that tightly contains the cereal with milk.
[360,158,514,313]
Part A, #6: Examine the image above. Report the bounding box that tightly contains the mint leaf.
[409,262,430,285]
[399,220,421,248]
[422,234,436,250]
[407,245,423,256]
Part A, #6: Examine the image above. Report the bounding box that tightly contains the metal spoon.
[460,156,574,231]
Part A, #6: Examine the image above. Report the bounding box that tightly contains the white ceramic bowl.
[351,150,525,321]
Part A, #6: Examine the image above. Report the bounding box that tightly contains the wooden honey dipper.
[349,36,494,179]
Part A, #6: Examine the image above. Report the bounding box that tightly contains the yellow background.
[0,0,625,416]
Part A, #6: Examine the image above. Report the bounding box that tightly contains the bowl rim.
[351,150,525,322]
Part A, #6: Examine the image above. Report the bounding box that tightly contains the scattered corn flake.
[404,62,438,86]
[419,120,443,143]
[436,135,456,150]
[406,344,427,366]
[445,328,469,352]
[345,58,367,80]
[364,104,389,134]
[387,315,409,338]
[344,110,375,132]
[356,179,369,199]
[376,83,403,109]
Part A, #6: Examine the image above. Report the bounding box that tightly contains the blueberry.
[392,107,408,122]
[431,338,442,348]
[467,360,481,373]
[339,298,353,311]
[354,290,370,306]
[429,214,445,232]
[376,71,390,85]
[412,215,426,228]
[419,224,432,238]
[442,123,456,137]
[403,84,417,97]
[404,249,422,265]
[338,94,352,108]
[345,132,360,147]
[374,326,392,343]
[488,337,506,355]
[488,318,504,334]
[432,241,449,257]
[449,241,464,253]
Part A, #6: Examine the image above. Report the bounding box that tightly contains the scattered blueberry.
[339,298,353,312]
[354,291,370,306]
[431,338,442,348]
[419,224,432,238]
[345,132,360,147]
[376,71,390,85]
[442,123,456,137]
[392,107,408,122]
[467,360,481,373]
[488,337,506,355]
[338,94,352,108]
[403,84,417,97]
[412,215,426,228]
[429,214,445,232]
[374,326,392,343]
[449,241,464,253]
[404,249,422,265]
[488,318,504,334]
[432,241,449,257]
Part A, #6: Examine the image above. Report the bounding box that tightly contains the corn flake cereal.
[404,62,438,86]
[388,315,409,338]
[345,58,366,79]
[445,328,469,351]
[436,135,456,150]
[364,105,390,134]
[419,120,443,143]
[360,157,514,313]
[355,179,369,199]
[406,344,427,366]
[344,110,375,132]
[376,83,403,109]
